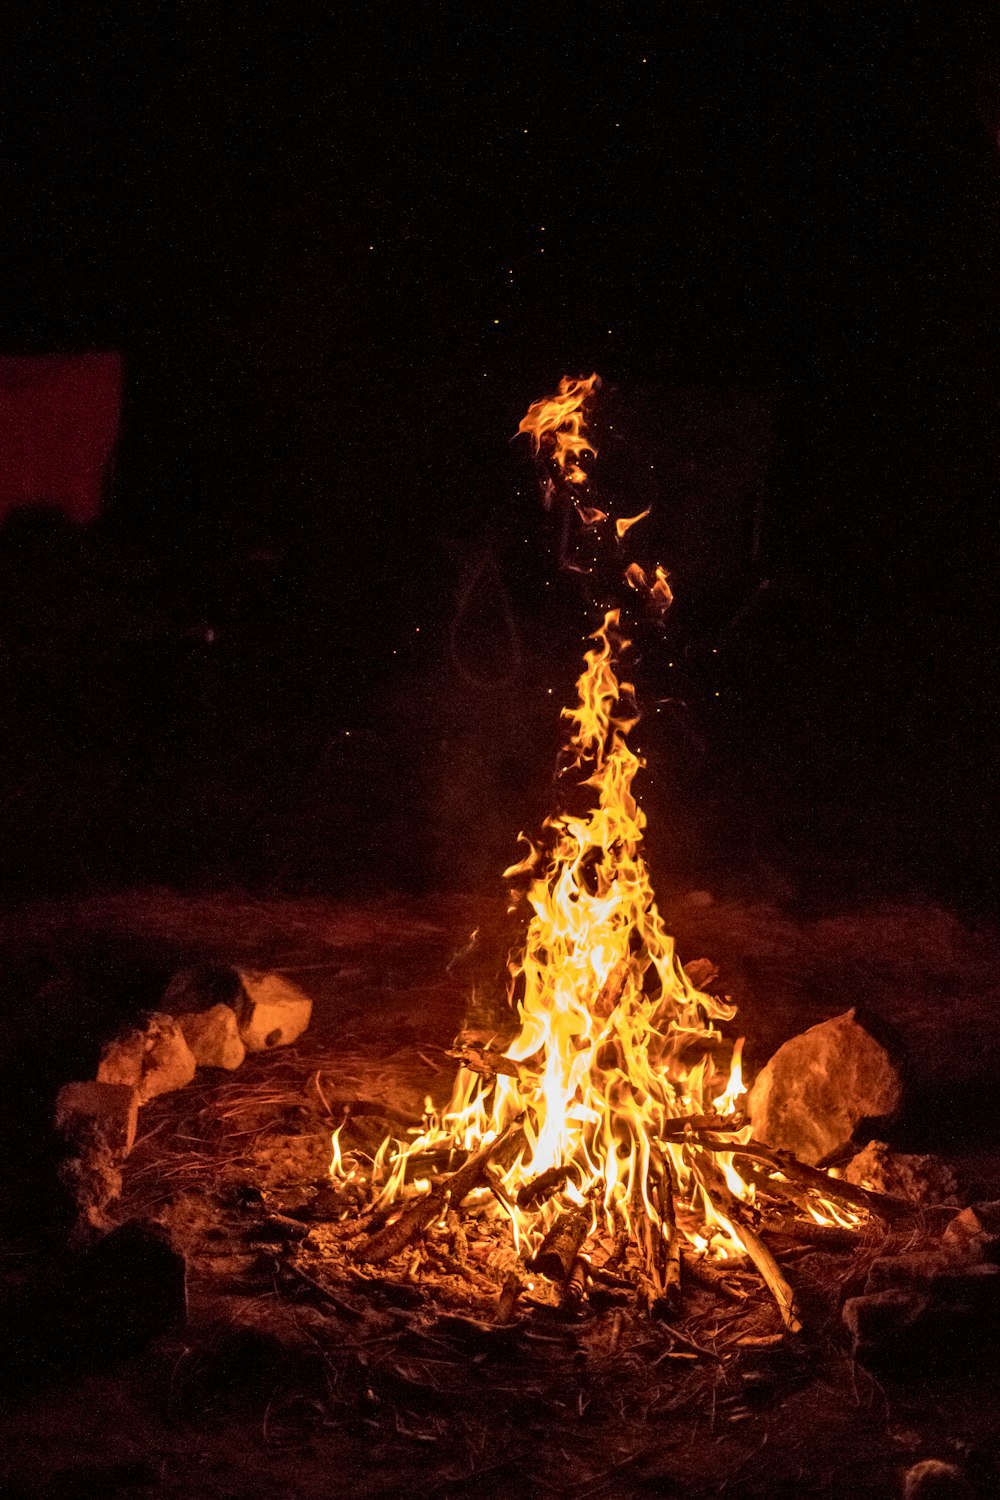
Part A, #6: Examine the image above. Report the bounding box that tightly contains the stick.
[659,1159,683,1310]
[695,1159,803,1333]
[680,1254,751,1302]
[594,959,630,1018]
[725,1211,803,1334]
[562,1256,588,1308]
[760,1215,862,1253]
[729,1141,916,1225]
[483,1164,518,1214]
[660,1129,917,1225]
[359,1119,523,1264]
[494,1273,524,1323]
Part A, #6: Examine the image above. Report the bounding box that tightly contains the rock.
[237,970,312,1051]
[903,1460,975,1499]
[842,1288,929,1361]
[844,1140,958,1205]
[178,1004,245,1070]
[943,1205,1000,1264]
[845,1262,1000,1364]
[0,1221,187,1389]
[683,958,719,990]
[162,964,245,1015]
[747,1008,902,1165]
[95,1028,144,1089]
[98,1013,197,1103]
[866,1253,953,1293]
[58,1147,124,1243]
[55,1081,139,1158]
[73,1219,188,1357]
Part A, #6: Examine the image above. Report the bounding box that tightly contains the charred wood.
[359,1119,524,1265]
[516,1166,571,1210]
[527,1205,591,1282]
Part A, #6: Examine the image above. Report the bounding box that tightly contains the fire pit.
[309,377,925,1336]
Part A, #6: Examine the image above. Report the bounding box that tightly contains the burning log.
[697,1159,803,1333]
[356,1188,444,1265]
[760,1215,864,1254]
[445,1041,522,1080]
[360,1120,523,1265]
[656,1158,683,1310]
[516,1166,571,1210]
[562,1256,588,1308]
[725,1211,803,1335]
[728,1141,917,1225]
[527,1205,592,1283]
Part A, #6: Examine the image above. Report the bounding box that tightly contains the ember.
[327,376,908,1329]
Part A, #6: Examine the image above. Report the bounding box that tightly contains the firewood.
[356,1189,445,1265]
[724,1209,803,1334]
[445,1042,522,1079]
[587,1264,633,1292]
[680,1254,752,1302]
[728,1141,916,1225]
[494,1273,524,1323]
[662,1129,917,1225]
[516,1165,571,1209]
[482,1164,518,1213]
[359,1119,524,1265]
[594,959,631,1018]
[658,1158,683,1310]
[760,1215,863,1253]
[694,1157,803,1332]
[562,1256,588,1307]
[527,1205,592,1282]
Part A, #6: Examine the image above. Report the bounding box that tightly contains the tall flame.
[331,376,857,1290]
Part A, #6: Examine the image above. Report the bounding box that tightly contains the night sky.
[1,7,998,899]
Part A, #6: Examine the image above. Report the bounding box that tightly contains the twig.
[725,1211,803,1334]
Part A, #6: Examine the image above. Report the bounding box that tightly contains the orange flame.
[331,376,860,1278]
[517,374,600,489]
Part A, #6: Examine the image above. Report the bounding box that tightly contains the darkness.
[0,6,998,904]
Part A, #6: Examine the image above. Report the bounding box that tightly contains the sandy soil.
[1,887,1000,1499]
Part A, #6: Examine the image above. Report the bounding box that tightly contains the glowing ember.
[330,376,867,1325]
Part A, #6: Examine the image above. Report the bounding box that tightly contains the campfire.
[38,377,998,1498]
[325,375,910,1331]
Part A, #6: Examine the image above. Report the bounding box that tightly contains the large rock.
[178,1004,245,1070]
[903,1460,975,1499]
[844,1140,957,1204]
[162,964,313,1053]
[72,1219,188,1356]
[237,970,312,1051]
[58,1147,124,1242]
[97,1013,196,1103]
[747,1008,901,1165]
[55,1081,139,1158]
[162,964,244,1015]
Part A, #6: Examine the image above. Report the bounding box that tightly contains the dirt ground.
[2,886,1000,1499]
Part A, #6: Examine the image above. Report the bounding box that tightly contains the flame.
[625,562,674,621]
[517,374,600,488]
[616,507,650,539]
[331,375,861,1283]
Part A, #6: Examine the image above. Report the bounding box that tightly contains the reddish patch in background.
[0,353,123,527]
